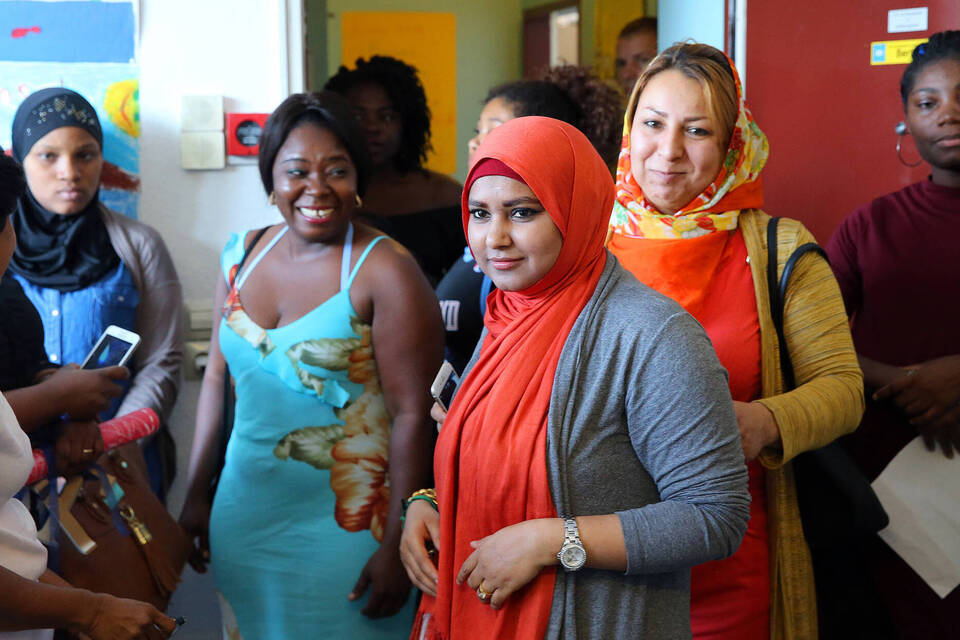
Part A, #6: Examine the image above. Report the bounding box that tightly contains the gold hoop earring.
[269,192,276,205]
[355,194,363,208]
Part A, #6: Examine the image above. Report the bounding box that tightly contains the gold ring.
[82,448,94,454]
[476,584,491,601]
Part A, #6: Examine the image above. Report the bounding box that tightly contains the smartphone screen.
[83,334,135,369]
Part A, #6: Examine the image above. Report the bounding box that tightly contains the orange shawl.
[418,117,614,639]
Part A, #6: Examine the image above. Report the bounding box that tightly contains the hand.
[430,402,446,428]
[858,356,905,393]
[54,421,105,477]
[349,542,412,618]
[456,518,560,610]
[83,593,175,639]
[399,499,440,597]
[178,495,211,573]
[908,395,960,458]
[33,367,59,383]
[43,366,129,420]
[874,356,960,425]
[918,418,960,458]
[733,401,780,461]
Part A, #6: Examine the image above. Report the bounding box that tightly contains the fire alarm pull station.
[226,113,269,156]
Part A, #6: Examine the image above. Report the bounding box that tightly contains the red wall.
[745,2,959,243]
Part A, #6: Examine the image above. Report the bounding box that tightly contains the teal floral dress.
[209,225,415,639]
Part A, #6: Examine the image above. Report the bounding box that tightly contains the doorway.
[523,1,580,78]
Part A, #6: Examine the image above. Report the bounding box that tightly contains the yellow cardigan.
[739,211,865,640]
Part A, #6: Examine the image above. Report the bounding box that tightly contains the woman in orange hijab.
[400,115,751,639]
[607,43,864,639]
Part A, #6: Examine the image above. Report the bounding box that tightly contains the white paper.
[872,436,960,598]
[888,7,928,33]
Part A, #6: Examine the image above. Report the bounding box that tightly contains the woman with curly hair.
[439,66,624,373]
[326,56,463,285]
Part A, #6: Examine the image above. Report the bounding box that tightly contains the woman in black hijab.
[10,88,184,497]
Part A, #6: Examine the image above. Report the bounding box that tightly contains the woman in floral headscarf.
[607,43,864,640]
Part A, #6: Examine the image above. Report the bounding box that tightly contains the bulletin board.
[0,1,140,218]
[341,11,457,175]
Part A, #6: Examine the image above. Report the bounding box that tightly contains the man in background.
[615,17,657,94]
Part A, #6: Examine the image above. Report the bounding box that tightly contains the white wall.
[138,0,303,307]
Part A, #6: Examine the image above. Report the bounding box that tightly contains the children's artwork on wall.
[0,1,140,218]
[0,1,136,63]
[341,11,457,176]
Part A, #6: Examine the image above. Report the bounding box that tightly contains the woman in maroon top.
[826,30,960,640]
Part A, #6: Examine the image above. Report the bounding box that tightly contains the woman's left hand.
[456,518,560,610]
[349,542,412,619]
[733,401,780,461]
[874,355,960,425]
[55,420,105,477]
[874,356,960,457]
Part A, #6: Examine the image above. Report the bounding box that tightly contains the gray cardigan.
[101,205,184,421]
[462,253,749,639]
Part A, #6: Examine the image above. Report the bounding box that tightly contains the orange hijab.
[421,117,614,639]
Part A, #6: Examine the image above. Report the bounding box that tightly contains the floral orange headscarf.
[608,51,769,240]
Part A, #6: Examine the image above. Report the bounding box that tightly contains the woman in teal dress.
[178,92,444,638]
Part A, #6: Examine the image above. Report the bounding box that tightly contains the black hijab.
[9,88,120,292]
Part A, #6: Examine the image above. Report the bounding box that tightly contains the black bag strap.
[235,226,271,277]
[766,217,828,391]
[766,217,888,545]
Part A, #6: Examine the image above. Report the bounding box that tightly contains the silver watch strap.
[563,516,581,544]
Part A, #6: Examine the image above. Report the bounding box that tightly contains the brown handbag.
[56,443,191,611]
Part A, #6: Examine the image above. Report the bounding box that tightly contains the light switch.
[181,131,225,170]
[181,95,223,131]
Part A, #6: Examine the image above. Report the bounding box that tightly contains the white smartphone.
[81,325,141,369]
[430,361,460,413]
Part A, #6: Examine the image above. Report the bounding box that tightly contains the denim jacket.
[15,262,138,418]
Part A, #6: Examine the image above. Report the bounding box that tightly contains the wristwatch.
[557,516,586,571]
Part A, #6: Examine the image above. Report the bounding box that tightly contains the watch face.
[561,544,586,569]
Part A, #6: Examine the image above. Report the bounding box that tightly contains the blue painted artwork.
[0,1,136,63]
